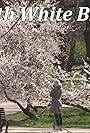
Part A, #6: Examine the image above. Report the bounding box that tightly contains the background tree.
[84,0,90,65]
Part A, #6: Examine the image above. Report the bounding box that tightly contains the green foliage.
[7,107,90,128]
[74,41,86,65]
[66,41,86,66]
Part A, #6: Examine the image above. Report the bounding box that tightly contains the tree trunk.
[4,90,38,119]
[0,0,5,9]
[84,23,90,65]
[66,35,76,72]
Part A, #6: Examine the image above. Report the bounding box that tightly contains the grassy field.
[7,107,90,128]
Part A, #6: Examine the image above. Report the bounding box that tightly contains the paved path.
[0,101,25,114]
[1,127,90,133]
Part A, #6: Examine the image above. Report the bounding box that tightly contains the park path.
[0,101,23,114]
[1,127,90,133]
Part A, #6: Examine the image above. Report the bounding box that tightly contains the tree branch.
[62,97,90,113]
[0,0,40,39]
[4,90,38,119]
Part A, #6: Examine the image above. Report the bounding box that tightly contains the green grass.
[63,107,90,128]
[7,107,90,128]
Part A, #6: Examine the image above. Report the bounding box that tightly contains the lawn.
[7,107,90,128]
